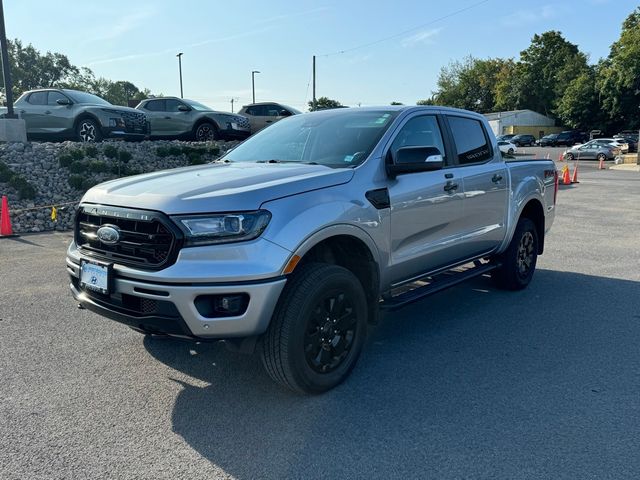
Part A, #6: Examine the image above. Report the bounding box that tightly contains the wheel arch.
[289,228,381,324]
[518,199,545,254]
[73,111,102,131]
[193,116,220,133]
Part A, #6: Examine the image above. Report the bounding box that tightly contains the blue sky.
[5,0,638,111]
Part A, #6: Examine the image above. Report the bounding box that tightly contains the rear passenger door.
[142,99,167,136]
[244,105,267,132]
[18,91,49,133]
[445,115,508,257]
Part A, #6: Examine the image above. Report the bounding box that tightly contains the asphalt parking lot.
[1,167,639,479]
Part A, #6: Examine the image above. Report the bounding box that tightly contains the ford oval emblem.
[96,225,121,245]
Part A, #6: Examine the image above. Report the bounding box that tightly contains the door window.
[47,91,68,105]
[27,91,47,105]
[447,116,492,165]
[246,105,266,116]
[144,100,165,111]
[390,115,446,162]
[165,99,185,112]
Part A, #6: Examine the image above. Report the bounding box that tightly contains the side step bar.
[380,261,499,311]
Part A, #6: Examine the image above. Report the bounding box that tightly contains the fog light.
[194,293,249,318]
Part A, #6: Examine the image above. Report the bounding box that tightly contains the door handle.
[44,110,51,114]
[265,120,273,123]
[20,110,26,114]
[492,174,503,183]
[443,181,458,192]
[164,116,171,119]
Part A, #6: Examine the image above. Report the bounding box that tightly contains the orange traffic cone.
[571,161,579,184]
[558,152,564,162]
[598,157,605,170]
[0,195,16,237]
[561,165,571,185]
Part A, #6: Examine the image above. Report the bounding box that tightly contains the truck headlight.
[173,210,271,246]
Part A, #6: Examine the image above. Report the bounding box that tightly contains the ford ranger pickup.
[67,106,558,393]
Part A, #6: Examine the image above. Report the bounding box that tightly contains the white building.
[484,109,560,138]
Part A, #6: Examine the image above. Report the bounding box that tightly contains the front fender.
[259,185,386,278]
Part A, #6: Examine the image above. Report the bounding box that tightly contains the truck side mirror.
[386,146,444,177]
[178,104,190,112]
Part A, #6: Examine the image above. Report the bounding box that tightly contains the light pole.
[176,52,184,98]
[0,0,16,118]
[251,70,260,104]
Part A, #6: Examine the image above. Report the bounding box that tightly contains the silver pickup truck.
[67,106,558,393]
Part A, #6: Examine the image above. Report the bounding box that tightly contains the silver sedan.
[563,140,620,161]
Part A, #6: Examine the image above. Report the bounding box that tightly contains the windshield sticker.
[343,154,355,162]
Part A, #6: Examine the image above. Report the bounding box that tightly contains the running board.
[380,262,499,311]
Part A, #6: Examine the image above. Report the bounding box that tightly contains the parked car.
[11,88,148,142]
[510,134,536,147]
[614,133,638,153]
[67,105,556,393]
[136,97,251,141]
[497,140,518,155]
[555,131,588,146]
[593,138,629,154]
[563,140,620,161]
[238,102,302,133]
[496,134,515,142]
[538,134,559,146]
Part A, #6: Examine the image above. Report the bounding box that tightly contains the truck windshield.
[222,109,400,167]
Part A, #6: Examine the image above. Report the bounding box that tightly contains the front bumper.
[67,240,289,339]
[101,126,148,141]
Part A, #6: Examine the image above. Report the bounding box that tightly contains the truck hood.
[81,162,354,214]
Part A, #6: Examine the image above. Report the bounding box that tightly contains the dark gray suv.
[13,89,148,142]
[136,97,251,141]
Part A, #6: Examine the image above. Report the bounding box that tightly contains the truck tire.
[261,263,368,394]
[492,217,538,290]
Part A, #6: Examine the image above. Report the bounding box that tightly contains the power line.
[318,0,491,57]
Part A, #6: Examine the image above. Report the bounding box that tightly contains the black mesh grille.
[75,205,182,270]
[236,117,250,129]
[121,111,148,133]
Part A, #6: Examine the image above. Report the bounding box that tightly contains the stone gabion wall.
[0,139,238,233]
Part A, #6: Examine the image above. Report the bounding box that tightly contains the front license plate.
[80,260,111,295]
[231,122,238,129]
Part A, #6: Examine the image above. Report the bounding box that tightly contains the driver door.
[387,114,465,285]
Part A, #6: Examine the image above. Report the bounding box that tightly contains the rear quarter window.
[447,116,492,165]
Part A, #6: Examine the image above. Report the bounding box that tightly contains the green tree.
[2,39,79,97]
[509,31,590,116]
[390,101,404,105]
[555,68,602,130]
[430,56,507,113]
[597,7,640,130]
[308,96,343,111]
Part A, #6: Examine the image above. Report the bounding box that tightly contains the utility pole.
[176,52,184,98]
[230,98,234,113]
[312,55,316,111]
[0,0,16,118]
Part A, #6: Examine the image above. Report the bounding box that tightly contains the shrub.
[0,161,12,182]
[156,146,170,157]
[68,174,85,190]
[68,149,85,161]
[118,150,132,163]
[8,175,36,199]
[187,152,207,165]
[207,146,220,156]
[88,160,109,173]
[167,145,183,156]
[84,145,99,157]
[69,161,87,174]
[58,154,73,168]
[104,145,119,159]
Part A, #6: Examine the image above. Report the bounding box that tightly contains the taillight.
[554,170,559,204]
